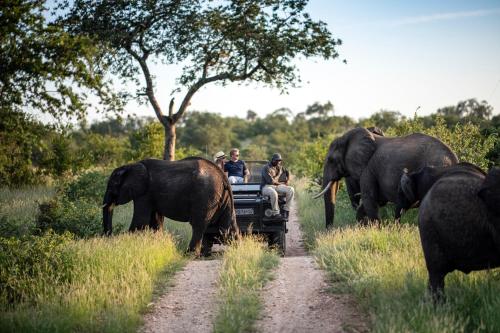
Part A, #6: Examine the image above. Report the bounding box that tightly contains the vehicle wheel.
[201,235,214,257]
[269,230,286,256]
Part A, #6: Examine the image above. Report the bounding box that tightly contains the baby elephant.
[417,164,500,299]
[398,162,485,214]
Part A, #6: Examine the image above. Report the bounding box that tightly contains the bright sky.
[91,0,500,122]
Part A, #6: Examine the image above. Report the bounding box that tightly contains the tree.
[359,109,403,130]
[305,101,334,118]
[64,0,342,160]
[0,0,117,120]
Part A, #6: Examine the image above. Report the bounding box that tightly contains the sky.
[90,0,500,122]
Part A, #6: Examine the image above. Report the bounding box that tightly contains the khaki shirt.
[261,163,283,186]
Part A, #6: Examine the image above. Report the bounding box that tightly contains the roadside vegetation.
[214,236,279,333]
[0,231,185,333]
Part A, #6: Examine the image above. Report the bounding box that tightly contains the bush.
[289,135,335,182]
[388,116,496,170]
[36,171,117,237]
[0,232,75,306]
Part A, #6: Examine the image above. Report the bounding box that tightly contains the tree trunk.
[163,119,176,161]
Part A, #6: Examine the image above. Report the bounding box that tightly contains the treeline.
[1,98,498,186]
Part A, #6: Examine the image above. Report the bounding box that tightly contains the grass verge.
[0,231,185,333]
[296,179,500,332]
[214,236,279,333]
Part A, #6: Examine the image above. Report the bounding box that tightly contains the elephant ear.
[399,169,416,205]
[478,167,500,216]
[344,128,377,179]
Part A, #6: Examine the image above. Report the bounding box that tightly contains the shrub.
[36,171,117,237]
[388,116,495,170]
[0,232,75,306]
[289,135,335,182]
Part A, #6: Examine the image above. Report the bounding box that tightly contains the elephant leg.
[129,196,153,232]
[356,204,367,222]
[362,197,380,224]
[188,223,207,256]
[149,212,164,232]
[428,270,446,303]
[394,204,403,223]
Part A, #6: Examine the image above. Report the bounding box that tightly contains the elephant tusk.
[331,181,340,204]
[410,200,420,209]
[312,181,333,199]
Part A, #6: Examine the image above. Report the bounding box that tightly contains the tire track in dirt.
[255,201,369,333]
[140,260,220,333]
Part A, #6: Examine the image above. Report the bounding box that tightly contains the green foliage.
[289,135,335,181]
[388,116,496,169]
[36,171,113,237]
[359,109,404,131]
[0,232,185,333]
[214,237,279,333]
[0,186,55,238]
[0,0,119,119]
[0,232,75,306]
[128,122,165,160]
[0,108,50,186]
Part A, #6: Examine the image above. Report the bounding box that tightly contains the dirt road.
[140,201,368,333]
[254,202,368,333]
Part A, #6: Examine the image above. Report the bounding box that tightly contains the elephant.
[102,157,239,255]
[344,127,385,210]
[314,127,458,227]
[418,165,500,300]
[398,162,485,214]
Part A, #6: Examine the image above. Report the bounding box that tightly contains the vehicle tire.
[269,230,286,256]
[201,235,214,257]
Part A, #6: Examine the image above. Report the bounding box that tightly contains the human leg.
[276,184,295,212]
[262,185,280,215]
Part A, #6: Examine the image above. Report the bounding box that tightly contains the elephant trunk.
[102,202,114,236]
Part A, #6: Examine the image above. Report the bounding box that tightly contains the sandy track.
[139,260,221,333]
[255,202,368,333]
[139,200,368,333]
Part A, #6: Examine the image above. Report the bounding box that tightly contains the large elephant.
[418,165,500,299]
[398,162,485,213]
[315,127,458,227]
[102,157,239,255]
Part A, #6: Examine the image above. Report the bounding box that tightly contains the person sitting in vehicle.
[224,148,249,184]
[213,151,226,170]
[261,153,294,219]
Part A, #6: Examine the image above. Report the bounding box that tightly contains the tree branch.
[126,46,164,122]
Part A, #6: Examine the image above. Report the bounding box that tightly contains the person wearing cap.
[261,153,295,219]
[224,148,249,184]
[214,151,226,170]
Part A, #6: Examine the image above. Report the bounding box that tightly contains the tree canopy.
[0,0,117,120]
[63,0,342,160]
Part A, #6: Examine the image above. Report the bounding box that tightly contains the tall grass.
[214,236,279,333]
[0,232,185,333]
[296,180,500,332]
[0,186,55,237]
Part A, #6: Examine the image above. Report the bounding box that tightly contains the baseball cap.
[271,153,282,161]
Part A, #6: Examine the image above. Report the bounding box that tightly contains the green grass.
[0,231,186,333]
[214,236,279,333]
[296,179,500,333]
[0,186,55,237]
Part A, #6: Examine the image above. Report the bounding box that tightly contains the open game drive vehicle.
[204,160,289,256]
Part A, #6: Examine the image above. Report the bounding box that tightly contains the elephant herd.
[314,127,500,300]
[101,127,499,301]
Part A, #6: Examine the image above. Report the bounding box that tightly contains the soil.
[139,201,369,333]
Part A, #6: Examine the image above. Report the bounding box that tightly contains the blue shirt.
[224,160,247,178]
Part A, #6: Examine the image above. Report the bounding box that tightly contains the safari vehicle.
[204,160,289,255]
